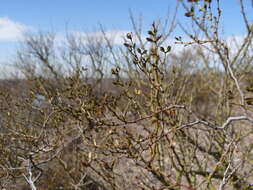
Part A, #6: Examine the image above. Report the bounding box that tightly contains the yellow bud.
[134,88,141,95]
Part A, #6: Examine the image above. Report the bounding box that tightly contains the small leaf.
[245,97,253,105]
[115,66,120,72]
[134,88,141,95]
[185,11,194,17]
[246,86,253,92]
[123,43,132,48]
[148,30,153,35]
[146,37,154,42]
[156,35,162,42]
[111,69,118,75]
[160,47,165,52]
[175,36,182,41]
[227,90,234,100]
[153,28,158,34]
[133,57,139,64]
[167,46,172,52]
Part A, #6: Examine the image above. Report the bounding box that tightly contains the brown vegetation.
[1,0,253,189]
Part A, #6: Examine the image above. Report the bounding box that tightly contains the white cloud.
[84,30,129,45]
[0,17,31,42]
[55,30,130,47]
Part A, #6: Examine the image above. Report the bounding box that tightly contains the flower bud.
[126,33,132,40]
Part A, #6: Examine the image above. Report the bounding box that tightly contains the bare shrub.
[1,1,253,190]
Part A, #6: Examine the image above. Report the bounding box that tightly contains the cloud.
[0,17,31,42]
[84,30,129,45]
[55,30,130,47]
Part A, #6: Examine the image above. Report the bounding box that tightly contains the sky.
[0,0,252,65]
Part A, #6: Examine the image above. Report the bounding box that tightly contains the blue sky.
[0,0,252,63]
